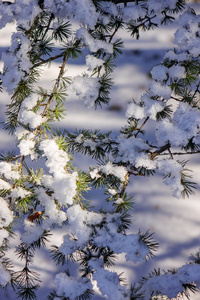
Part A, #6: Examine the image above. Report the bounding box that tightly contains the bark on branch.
[150,142,171,160]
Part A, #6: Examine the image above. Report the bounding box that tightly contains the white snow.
[22,219,44,245]
[99,162,127,182]
[92,268,127,300]
[10,187,31,200]
[19,110,45,129]
[76,28,113,53]
[168,65,185,79]
[144,264,200,299]
[69,75,100,108]
[0,260,11,287]
[54,272,93,299]
[0,197,13,228]
[40,139,77,206]
[0,179,11,190]
[151,65,168,82]
[0,162,20,180]
[86,55,104,71]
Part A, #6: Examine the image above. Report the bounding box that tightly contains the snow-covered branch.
[0,0,200,299]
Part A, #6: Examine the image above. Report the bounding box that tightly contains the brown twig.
[149,142,171,160]
[135,116,149,138]
[30,53,64,70]
[160,150,200,156]
[170,96,182,102]
[32,52,68,138]
[119,171,130,198]
[18,155,25,173]
[193,81,200,99]
[97,20,121,77]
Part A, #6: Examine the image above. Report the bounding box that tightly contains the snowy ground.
[1,3,200,299]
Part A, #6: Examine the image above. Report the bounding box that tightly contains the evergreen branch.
[14,232,51,299]
[51,20,71,42]
[180,167,196,198]
[0,1,199,299]
[114,193,134,212]
[130,284,145,299]
[127,15,157,39]
[18,155,25,174]
[99,0,186,13]
[137,166,155,177]
[14,244,41,300]
[32,52,68,137]
[182,282,198,298]
[96,19,123,77]
[0,152,22,162]
[138,230,159,259]
[50,245,66,266]
[156,105,173,120]
[41,13,54,41]
[47,52,68,99]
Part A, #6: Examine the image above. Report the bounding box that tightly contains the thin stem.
[119,171,130,198]
[160,150,200,156]
[170,96,182,102]
[76,195,84,209]
[97,22,121,77]
[168,147,173,159]
[41,13,54,40]
[149,142,171,160]
[193,81,200,99]
[30,53,64,70]
[32,52,68,137]
[5,155,22,162]
[42,53,68,117]
[18,155,25,174]
[134,116,149,138]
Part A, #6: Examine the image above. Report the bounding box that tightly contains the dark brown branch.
[41,52,68,117]
[160,150,200,156]
[135,116,149,138]
[193,81,200,99]
[97,18,122,77]
[18,155,25,173]
[32,52,68,137]
[168,147,173,159]
[149,142,171,160]
[170,96,182,102]
[30,53,64,70]
[41,13,54,40]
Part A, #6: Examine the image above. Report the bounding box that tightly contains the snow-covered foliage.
[0,0,200,299]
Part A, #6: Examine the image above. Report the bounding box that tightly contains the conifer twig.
[149,142,171,160]
[135,116,149,138]
[30,53,64,69]
[119,171,130,198]
[161,150,200,156]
